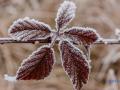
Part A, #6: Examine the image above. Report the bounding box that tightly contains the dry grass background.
[0,0,120,90]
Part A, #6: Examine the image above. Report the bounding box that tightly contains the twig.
[0,37,120,45]
[0,37,52,44]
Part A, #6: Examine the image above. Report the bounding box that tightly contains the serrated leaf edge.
[16,45,56,80]
[59,39,90,90]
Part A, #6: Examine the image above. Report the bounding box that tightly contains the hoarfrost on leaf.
[56,1,76,30]
[59,40,90,90]
[8,17,52,41]
[64,27,100,45]
[16,45,55,80]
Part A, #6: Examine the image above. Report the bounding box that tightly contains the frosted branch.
[0,37,120,45]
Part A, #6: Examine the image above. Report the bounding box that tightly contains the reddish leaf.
[9,17,51,41]
[60,40,90,90]
[56,1,76,30]
[16,46,55,80]
[64,27,100,45]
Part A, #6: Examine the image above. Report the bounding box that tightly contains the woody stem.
[0,38,120,45]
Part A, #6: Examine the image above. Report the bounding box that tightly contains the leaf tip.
[56,0,76,30]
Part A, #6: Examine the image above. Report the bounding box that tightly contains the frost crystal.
[59,40,90,90]
[8,17,51,41]
[4,74,16,82]
[115,28,120,40]
[56,1,76,30]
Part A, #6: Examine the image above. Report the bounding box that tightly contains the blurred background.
[0,0,120,90]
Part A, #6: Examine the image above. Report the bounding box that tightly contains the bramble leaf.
[56,1,76,30]
[16,46,55,80]
[9,17,51,41]
[60,40,90,90]
[64,27,100,45]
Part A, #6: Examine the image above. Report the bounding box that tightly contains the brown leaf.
[16,46,55,80]
[55,1,76,30]
[60,40,90,90]
[64,27,100,45]
[9,17,51,41]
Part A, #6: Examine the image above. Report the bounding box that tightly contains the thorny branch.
[0,37,120,45]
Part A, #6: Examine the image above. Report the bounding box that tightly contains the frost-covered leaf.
[16,46,55,80]
[64,27,100,45]
[8,17,51,41]
[59,40,90,90]
[56,1,76,30]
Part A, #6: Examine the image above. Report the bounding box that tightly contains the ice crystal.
[4,74,16,82]
[115,28,120,40]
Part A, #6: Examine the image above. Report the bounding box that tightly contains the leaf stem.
[50,33,58,48]
[84,45,91,62]
[50,28,60,48]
